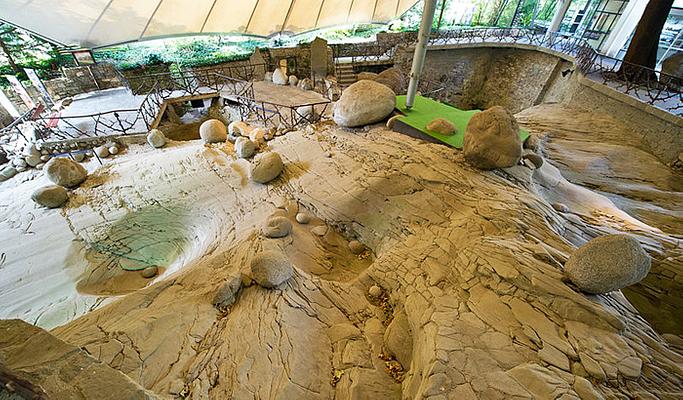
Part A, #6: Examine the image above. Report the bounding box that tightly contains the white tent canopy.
[0,0,418,48]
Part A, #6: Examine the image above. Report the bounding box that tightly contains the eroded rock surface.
[0,121,680,399]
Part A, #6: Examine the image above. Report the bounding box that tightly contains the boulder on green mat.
[463,106,522,170]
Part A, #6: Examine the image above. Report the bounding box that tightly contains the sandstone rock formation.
[426,118,456,135]
[199,119,227,143]
[0,319,157,399]
[44,157,87,188]
[250,152,284,183]
[31,185,68,208]
[0,118,680,400]
[250,250,294,288]
[147,129,167,148]
[333,80,396,127]
[463,106,522,169]
[564,234,651,294]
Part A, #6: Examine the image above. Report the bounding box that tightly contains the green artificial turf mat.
[395,95,530,149]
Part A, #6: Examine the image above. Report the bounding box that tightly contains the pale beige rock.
[31,185,68,208]
[199,119,227,143]
[426,118,456,135]
[250,152,284,183]
[384,309,412,368]
[333,80,396,127]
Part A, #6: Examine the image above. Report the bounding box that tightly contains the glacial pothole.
[76,205,196,295]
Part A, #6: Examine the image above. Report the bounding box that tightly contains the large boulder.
[374,67,405,94]
[234,137,256,158]
[199,119,227,143]
[564,234,651,294]
[31,185,68,208]
[463,106,522,170]
[661,52,683,88]
[298,78,313,91]
[333,80,396,128]
[357,71,378,81]
[147,129,167,148]
[44,157,87,188]
[250,250,294,288]
[250,152,284,184]
[272,68,288,85]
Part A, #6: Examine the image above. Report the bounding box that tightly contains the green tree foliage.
[0,23,61,79]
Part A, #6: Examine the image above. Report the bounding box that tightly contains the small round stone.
[369,285,382,297]
[147,129,167,148]
[552,203,569,213]
[262,216,293,238]
[44,157,87,188]
[234,137,256,158]
[73,153,85,162]
[348,240,365,255]
[295,212,311,224]
[141,266,158,278]
[109,145,119,155]
[564,234,651,294]
[95,145,110,158]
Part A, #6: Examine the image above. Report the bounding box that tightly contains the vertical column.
[549,0,573,33]
[405,0,438,109]
[601,0,649,57]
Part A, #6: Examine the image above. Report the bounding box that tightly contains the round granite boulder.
[250,152,284,184]
[564,234,651,294]
[333,80,396,128]
[234,137,256,158]
[463,106,522,170]
[31,185,68,208]
[44,157,87,188]
[147,129,167,148]
[199,119,227,143]
[250,250,294,288]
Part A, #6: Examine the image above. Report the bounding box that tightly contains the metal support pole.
[405,0,438,110]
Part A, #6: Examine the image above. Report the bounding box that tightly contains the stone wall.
[44,64,124,100]
[394,44,566,113]
[565,76,683,165]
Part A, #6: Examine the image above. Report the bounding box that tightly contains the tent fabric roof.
[0,0,419,48]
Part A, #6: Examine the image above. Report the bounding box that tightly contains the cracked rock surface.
[0,117,681,399]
